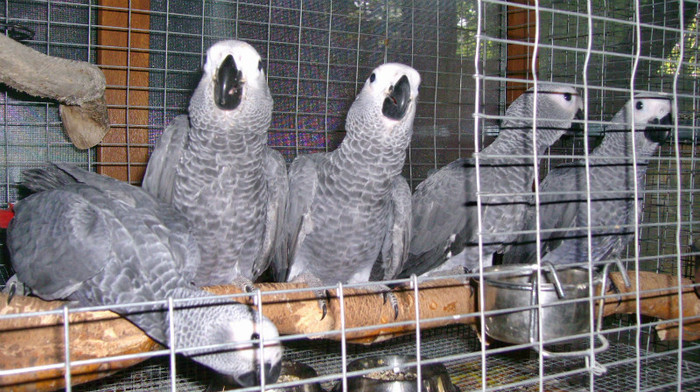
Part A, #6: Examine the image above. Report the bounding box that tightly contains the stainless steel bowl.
[478,264,596,345]
[267,360,325,392]
[331,355,458,392]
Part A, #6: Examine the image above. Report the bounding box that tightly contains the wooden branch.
[0,293,159,392]
[0,272,697,391]
[599,271,700,341]
[0,34,109,150]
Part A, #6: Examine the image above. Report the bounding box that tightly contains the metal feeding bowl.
[267,360,324,392]
[475,263,614,358]
[331,355,458,392]
[479,264,595,345]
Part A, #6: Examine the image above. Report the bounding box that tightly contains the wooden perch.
[599,272,700,341]
[0,272,698,391]
[0,34,109,149]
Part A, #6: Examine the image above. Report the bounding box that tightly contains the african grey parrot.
[278,63,420,300]
[7,163,282,386]
[399,84,584,277]
[142,40,287,287]
[501,95,673,268]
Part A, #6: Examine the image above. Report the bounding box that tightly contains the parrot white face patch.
[631,97,672,126]
[204,40,267,95]
[225,316,282,363]
[541,85,584,117]
[361,63,421,124]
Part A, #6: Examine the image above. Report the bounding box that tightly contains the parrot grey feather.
[257,147,289,280]
[8,164,282,386]
[502,96,673,267]
[283,63,420,286]
[274,154,318,282]
[142,115,189,204]
[399,159,469,277]
[400,84,584,277]
[375,175,412,280]
[142,40,287,286]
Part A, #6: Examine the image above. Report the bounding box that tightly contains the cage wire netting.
[0,0,699,391]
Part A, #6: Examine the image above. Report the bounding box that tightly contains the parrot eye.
[251,332,260,342]
[563,92,572,101]
[369,73,376,83]
[258,60,263,71]
[636,101,644,110]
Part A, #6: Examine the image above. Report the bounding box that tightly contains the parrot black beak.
[644,113,672,144]
[566,109,585,134]
[236,361,281,387]
[382,75,411,120]
[214,54,243,110]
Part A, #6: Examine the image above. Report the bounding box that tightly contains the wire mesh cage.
[0,0,699,391]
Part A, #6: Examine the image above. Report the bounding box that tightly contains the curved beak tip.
[382,75,411,120]
[644,114,673,144]
[214,54,243,110]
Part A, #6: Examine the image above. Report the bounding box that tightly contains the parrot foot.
[384,290,400,320]
[230,276,258,305]
[290,273,329,320]
[2,275,31,304]
[351,283,400,320]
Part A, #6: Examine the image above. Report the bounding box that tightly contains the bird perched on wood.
[278,63,420,316]
[399,84,584,278]
[142,40,288,287]
[7,164,282,387]
[501,95,673,268]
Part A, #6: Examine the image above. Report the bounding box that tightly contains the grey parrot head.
[632,96,673,145]
[189,40,273,134]
[608,95,673,155]
[505,84,584,146]
[346,63,421,149]
[184,301,283,387]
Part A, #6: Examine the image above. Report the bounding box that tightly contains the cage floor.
[73,324,700,392]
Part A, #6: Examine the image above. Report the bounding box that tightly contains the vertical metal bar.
[200,1,206,65]
[2,0,8,206]
[581,1,596,388]
[629,2,643,390]
[293,1,303,157]
[407,0,415,189]
[412,274,422,390]
[472,1,487,390]
[324,1,333,153]
[338,283,348,392]
[62,305,72,391]
[234,0,240,39]
[266,0,272,82]
[163,0,170,143]
[256,289,266,390]
[87,0,94,171]
[46,0,52,166]
[528,2,544,390]
[432,0,440,171]
[125,1,133,183]
[456,26,464,160]
[168,297,177,391]
[671,2,686,390]
[383,0,389,64]
[353,1,363,96]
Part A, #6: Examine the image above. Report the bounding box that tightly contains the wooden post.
[506,0,537,104]
[96,0,151,183]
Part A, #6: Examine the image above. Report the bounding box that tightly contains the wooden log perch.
[0,271,698,391]
[599,271,700,341]
[0,293,160,392]
[0,34,110,149]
